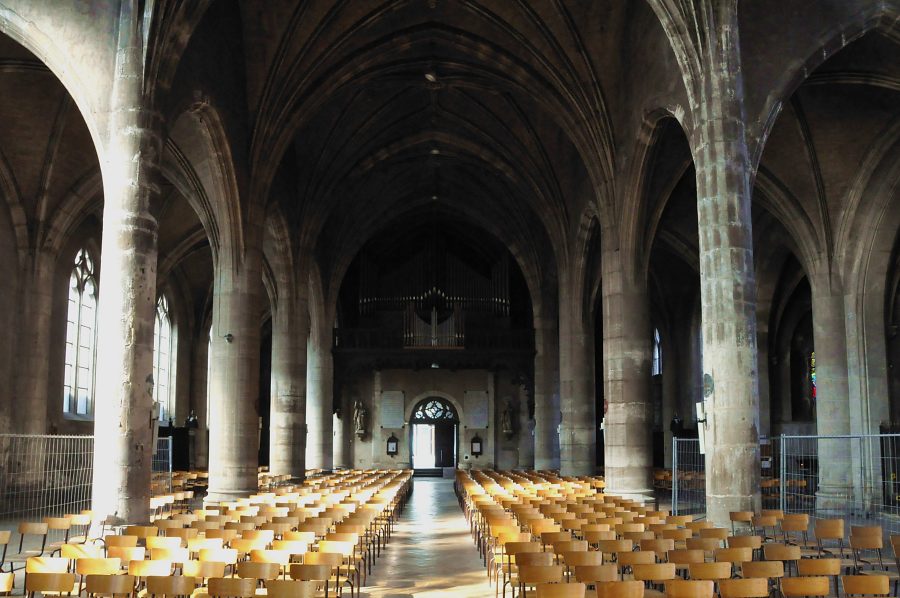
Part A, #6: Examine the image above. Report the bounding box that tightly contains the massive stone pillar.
[602,241,653,499]
[810,275,853,510]
[534,311,561,470]
[90,5,161,525]
[191,329,209,470]
[692,17,761,526]
[559,282,596,476]
[16,250,55,434]
[269,293,309,479]
[306,326,333,470]
[207,247,263,500]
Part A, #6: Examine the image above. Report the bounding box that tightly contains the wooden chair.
[632,563,676,598]
[740,560,784,596]
[0,572,12,596]
[664,579,714,598]
[728,512,753,536]
[289,563,332,597]
[517,564,564,597]
[8,523,50,571]
[573,563,618,586]
[236,561,280,583]
[264,579,318,598]
[74,558,121,593]
[25,572,76,598]
[718,578,770,598]
[813,519,845,558]
[181,560,227,582]
[780,576,831,597]
[596,580,645,598]
[83,574,135,597]
[842,574,890,597]
[796,558,840,596]
[534,582,585,598]
[207,577,257,598]
[762,543,800,576]
[146,575,197,598]
[687,561,731,582]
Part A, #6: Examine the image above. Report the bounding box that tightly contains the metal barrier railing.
[0,434,173,524]
[673,433,900,535]
[671,438,705,516]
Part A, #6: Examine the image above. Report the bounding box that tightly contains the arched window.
[652,328,663,376]
[153,295,175,422]
[64,249,97,416]
[410,398,460,423]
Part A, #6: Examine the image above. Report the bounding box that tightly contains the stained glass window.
[410,398,459,423]
[153,295,175,422]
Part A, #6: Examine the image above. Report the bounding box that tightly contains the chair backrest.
[0,572,12,594]
[797,558,839,576]
[617,551,656,567]
[208,576,258,598]
[105,535,138,548]
[718,578,770,598]
[632,562,676,582]
[781,576,831,597]
[25,557,68,573]
[667,549,704,565]
[534,582,586,598]
[264,579,318,598]
[289,563,331,582]
[146,575,197,597]
[814,519,844,541]
[665,579,714,598]
[714,547,753,564]
[573,564,617,584]
[128,559,172,578]
[515,552,554,567]
[517,564,564,584]
[741,560,784,579]
[84,573,135,597]
[842,574,890,596]
[727,535,762,549]
[75,558,121,576]
[146,536,183,550]
[237,561,280,580]
[25,572,76,595]
[596,580,644,598]
[762,543,800,562]
[688,561,732,581]
[181,560,226,579]
[698,528,728,541]
[560,551,602,567]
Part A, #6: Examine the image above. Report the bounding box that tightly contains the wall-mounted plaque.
[381,391,405,428]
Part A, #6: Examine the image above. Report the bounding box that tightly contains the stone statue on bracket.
[501,397,515,438]
[354,400,368,438]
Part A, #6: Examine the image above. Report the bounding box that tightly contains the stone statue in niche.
[354,400,368,438]
[501,397,515,438]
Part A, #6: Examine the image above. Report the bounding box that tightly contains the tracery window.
[410,398,459,423]
[153,295,175,422]
[63,249,97,416]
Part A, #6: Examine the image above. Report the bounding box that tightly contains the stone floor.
[359,478,493,598]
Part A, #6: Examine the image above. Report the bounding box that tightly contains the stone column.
[661,332,678,468]
[534,311,561,470]
[207,247,263,501]
[269,293,309,480]
[191,329,209,470]
[810,276,853,510]
[16,250,55,434]
[306,326,333,470]
[90,5,161,525]
[693,17,761,526]
[602,242,653,499]
[559,282,596,476]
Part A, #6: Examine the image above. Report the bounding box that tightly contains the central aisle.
[360,477,494,597]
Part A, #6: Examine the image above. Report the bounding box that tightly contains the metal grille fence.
[672,433,900,536]
[0,434,93,521]
[671,438,705,516]
[0,434,174,525]
[153,437,173,494]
